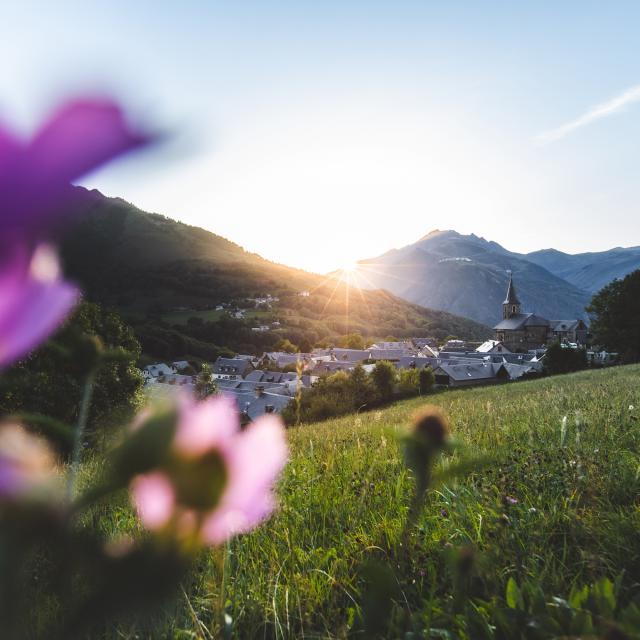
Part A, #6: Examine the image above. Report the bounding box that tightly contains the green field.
[81,366,640,637]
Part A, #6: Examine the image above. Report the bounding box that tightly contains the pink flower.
[0,245,78,368]
[0,423,57,499]
[1,98,151,249]
[130,395,288,546]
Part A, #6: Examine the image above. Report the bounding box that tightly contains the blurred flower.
[131,394,288,546]
[0,98,153,367]
[413,406,449,450]
[1,98,151,249]
[0,423,57,499]
[0,245,78,368]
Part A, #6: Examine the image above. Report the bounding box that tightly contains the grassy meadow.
[79,365,640,638]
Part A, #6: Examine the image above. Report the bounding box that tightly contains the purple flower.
[1,98,151,249]
[131,394,288,546]
[0,245,78,368]
[0,98,152,366]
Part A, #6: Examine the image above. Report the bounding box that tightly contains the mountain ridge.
[351,230,640,326]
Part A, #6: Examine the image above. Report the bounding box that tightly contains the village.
[141,276,615,420]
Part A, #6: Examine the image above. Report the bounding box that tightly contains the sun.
[340,260,359,275]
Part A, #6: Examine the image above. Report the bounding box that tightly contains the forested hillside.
[60,190,490,360]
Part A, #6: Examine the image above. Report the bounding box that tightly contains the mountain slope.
[59,191,490,356]
[524,246,640,293]
[352,230,592,326]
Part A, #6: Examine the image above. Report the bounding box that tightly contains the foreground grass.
[89,366,640,638]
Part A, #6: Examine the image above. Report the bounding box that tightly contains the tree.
[339,333,365,350]
[195,363,217,399]
[371,361,397,402]
[397,368,420,397]
[348,364,373,409]
[543,341,588,375]
[0,302,143,442]
[587,270,640,362]
[274,338,297,353]
[419,367,435,395]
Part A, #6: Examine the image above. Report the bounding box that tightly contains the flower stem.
[67,370,96,498]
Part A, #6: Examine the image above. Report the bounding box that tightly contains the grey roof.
[476,340,511,354]
[211,357,253,376]
[223,389,292,420]
[368,348,415,361]
[503,275,521,305]
[330,349,372,363]
[396,357,436,370]
[493,313,550,330]
[502,363,539,379]
[434,362,505,381]
[550,319,585,332]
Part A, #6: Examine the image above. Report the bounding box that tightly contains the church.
[493,275,588,352]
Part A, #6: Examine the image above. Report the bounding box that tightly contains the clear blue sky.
[2,1,640,272]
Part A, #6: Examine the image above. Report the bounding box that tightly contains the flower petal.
[174,394,239,457]
[131,472,175,530]
[0,246,78,368]
[200,415,288,544]
[27,99,151,185]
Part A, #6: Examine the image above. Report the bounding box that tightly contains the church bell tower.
[502,273,521,319]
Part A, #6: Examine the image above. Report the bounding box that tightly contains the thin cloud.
[537,84,640,144]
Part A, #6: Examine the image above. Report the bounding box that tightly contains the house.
[312,361,357,375]
[369,341,414,351]
[396,357,437,370]
[142,363,175,379]
[550,319,588,344]
[211,357,254,380]
[171,360,191,372]
[368,348,415,362]
[223,386,293,421]
[476,340,511,354]
[329,348,371,363]
[260,352,312,370]
[433,362,510,388]
[493,275,587,352]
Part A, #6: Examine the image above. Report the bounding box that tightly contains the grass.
[85,365,640,637]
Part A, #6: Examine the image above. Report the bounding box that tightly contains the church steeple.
[502,273,521,319]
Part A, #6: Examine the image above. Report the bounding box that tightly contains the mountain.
[524,246,640,293]
[59,191,490,360]
[351,230,594,326]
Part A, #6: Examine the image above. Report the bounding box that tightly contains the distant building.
[476,340,511,354]
[493,275,587,352]
[211,357,254,380]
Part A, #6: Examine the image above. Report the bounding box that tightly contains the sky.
[2,1,640,273]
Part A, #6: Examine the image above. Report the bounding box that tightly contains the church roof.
[494,313,550,330]
[503,275,521,305]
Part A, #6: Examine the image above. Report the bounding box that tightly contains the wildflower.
[440,508,449,518]
[503,495,518,506]
[130,394,288,546]
[0,245,78,368]
[0,423,57,499]
[413,406,449,450]
[0,98,152,367]
[630,405,635,411]
[1,98,151,248]
[404,406,450,507]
